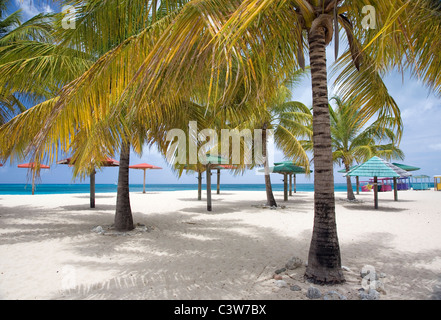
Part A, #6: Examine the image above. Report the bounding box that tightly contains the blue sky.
[1,1,440,185]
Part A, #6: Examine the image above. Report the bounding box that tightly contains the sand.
[0,188,440,300]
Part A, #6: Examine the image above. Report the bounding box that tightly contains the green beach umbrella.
[203,154,229,212]
[259,163,308,201]
[391,163,421,172]
[345,156,411,208]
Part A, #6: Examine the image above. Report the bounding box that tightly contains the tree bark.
[114,141,134,231]
[305,26,344,284]
[345,163,356,201]
[262,126,277,207]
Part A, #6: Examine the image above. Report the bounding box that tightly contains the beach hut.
[56,157,119,208]
[434,176,441,191]
[17,162,50,195]
[129,163,162,194]
[345,156,411,209]
[410,175,431,190]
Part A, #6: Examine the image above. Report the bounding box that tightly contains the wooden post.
[31,171,35,195]
[393,177,398,201]
[283,173,288,202]
[289,174,293,196]
[90,169,96,208]
[374,176,378,209]
[217,169,220,194]
[206,164,212,211]
[356,176,360,195]
[294,174,297,193]
[143,169,146,194]
[197,171,202,200]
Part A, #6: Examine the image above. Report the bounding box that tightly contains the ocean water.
[0,183,434,195]
[0,183,353,195]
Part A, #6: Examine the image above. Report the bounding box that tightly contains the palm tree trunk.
[114,141,134,231]
[345,163,356,201]
[305,26,344,284]
[262,126,277,207]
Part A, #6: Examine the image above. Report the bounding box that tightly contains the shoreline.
[1,189,440,300]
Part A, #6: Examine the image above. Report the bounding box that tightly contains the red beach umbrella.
[17,162,50,195]
[56,157,119,208]
[129,163,162,193]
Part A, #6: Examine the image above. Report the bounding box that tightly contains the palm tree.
[257,83,312,207]
[106,0,434,284]
[2,0,440,283]
[329,97,404,201]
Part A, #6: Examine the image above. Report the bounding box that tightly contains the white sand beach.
[1,189,441,300]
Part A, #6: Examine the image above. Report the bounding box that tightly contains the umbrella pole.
[32,171,35,195]
[283,173,288,202]
[356,176,360,195]
[217,169,220,195]
[294,174,297,193]
[289,174,293,196]
[374,176,378,209]
[393,177,398,201]
[197,171,202,200]
[90,170,96,208]
[143,169,146,194]
[206,165,212,211]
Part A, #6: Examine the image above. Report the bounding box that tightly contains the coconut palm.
[103,0,437,284]
[256,83,312,207]
[0,1,194,230]
[329,97,404,201]
[2,0,440,283]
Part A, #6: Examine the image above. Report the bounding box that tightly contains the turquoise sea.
[0,183,354,195]
[0,183,434,195]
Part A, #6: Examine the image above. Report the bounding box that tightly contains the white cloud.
[15,0,54,20]
[429,143,441,151]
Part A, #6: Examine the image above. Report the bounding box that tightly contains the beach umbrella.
[391,163,421,172]
[212,164,237,195]
[17,162,50,195]
[345,156,411,209]
[129,163,162,194]
[204,154,229,211]
[56,157,119,208]
[259,163,308,201]
[338,165,362,194]
[273,161,310,197]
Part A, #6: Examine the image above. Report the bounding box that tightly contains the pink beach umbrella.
[129,163,162,193]
[17,162,50,195]
[56,157,119,208]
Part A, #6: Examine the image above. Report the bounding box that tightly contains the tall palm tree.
[329,97,404,200]
[2,0,440,283]
[106,0,433,284]
[257,84,312,207]
[0,1,194,231]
